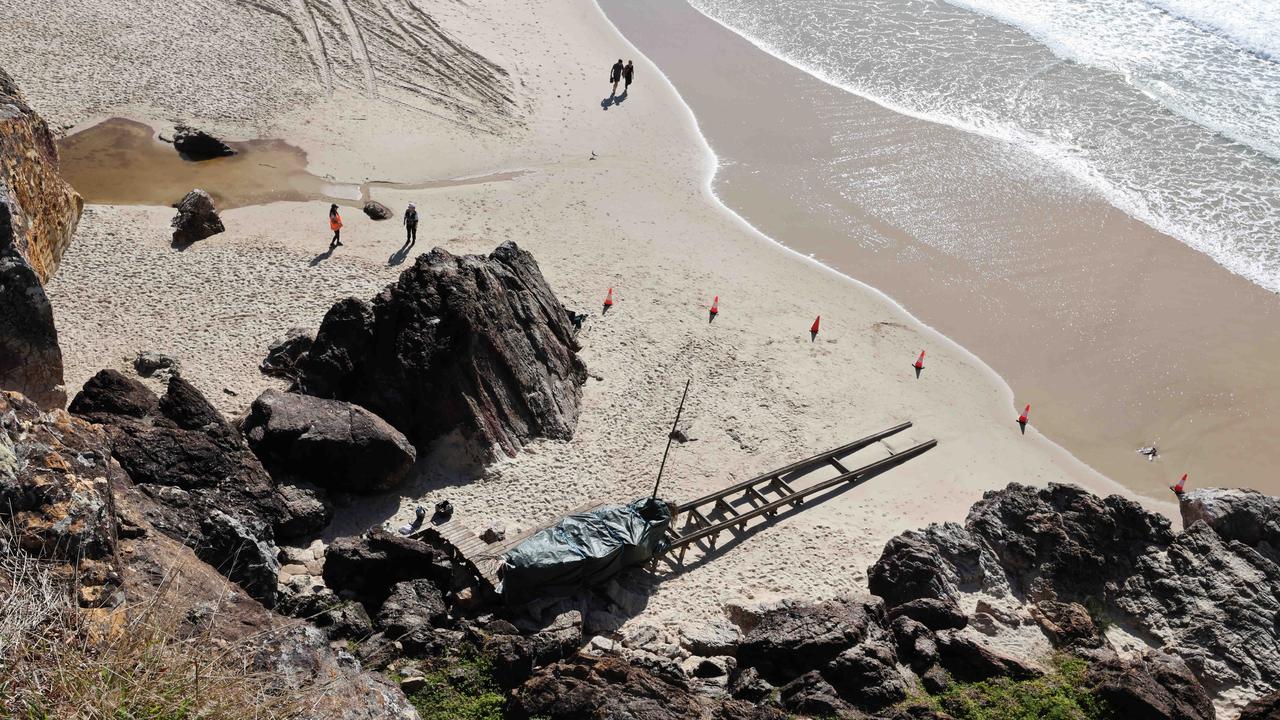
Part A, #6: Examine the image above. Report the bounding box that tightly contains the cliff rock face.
[0,66,82,283]
[0,243,64,407]
[70,370,291,605]
[293,242,587,460]
[869,482,1280,713]
[0,389,417,719]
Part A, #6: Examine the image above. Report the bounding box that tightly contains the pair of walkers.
[326,203,420,249]
[610,59,634,95]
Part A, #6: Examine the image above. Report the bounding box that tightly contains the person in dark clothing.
[403,203,418,246]
[610,59,624,95]
[328,204,343,248]
[622,60,634,91]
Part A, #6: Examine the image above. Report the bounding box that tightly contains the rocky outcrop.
[172,124,235,159]
[241,389,416,494]
[868,482,1280,712]
[0,244,64,407]
[513,656,705,720]
[363,200,393,220]
[1,391,122,606]
[170,188,224,245]
[1,388,416,718]
[322,527,462,601]
[293,242,587,461]
[69,371,295,604]
[0,66,82,283]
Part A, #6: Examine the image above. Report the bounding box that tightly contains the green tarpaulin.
[499,497,672,600]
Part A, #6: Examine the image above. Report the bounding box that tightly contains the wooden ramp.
[413,422,935,591]
[660,422,936,568]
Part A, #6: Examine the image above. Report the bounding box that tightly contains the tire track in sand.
[332,0,377,96]
[291,0,334,94]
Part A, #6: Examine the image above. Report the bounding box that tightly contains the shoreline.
[599,0,1280,501]
[585,1,1150,514]
[19,0,1173,628]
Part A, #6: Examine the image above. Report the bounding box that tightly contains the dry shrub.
[0,534,311,719]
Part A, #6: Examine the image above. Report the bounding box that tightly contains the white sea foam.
[688,0,1280,293]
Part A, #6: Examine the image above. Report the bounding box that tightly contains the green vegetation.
[912,656,1113,720]
[399,653,505,720]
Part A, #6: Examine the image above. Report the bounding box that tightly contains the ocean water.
[688,0,1280,292]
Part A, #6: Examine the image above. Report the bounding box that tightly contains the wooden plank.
[829,458,850,474]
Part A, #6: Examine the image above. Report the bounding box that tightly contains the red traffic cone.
[1017,404,1030,434]
[602,287,614,315]
[1171,473,1187,495]
[810,315,821,342]
[913,350,925,378]
[709,295,719,323]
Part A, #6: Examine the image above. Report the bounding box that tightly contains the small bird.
[1138,445,1158,461]
[590,151,598,161]
[570,312,588,332]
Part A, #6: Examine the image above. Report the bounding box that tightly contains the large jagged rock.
[172,124,235,160]
[259,328,313,380]
[0,245,64,407]
[170,188,224,246]
[293,242,588,461]
[323,527,460,601]
[0,390,417,719]
[868,482,1280,711]
[241,389,416,494]
[513,656,705,720]
[69,371,293,604]
[0,66,82,283]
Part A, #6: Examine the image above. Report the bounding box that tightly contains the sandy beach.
[4,0,1161,631]
[601,0,1280,501]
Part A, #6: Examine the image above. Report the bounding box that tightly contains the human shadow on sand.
[388,242,416,267]
[310,247,336,266]
[600,90,628,110]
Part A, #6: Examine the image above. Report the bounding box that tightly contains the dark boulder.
[173,124,235,160]
[362,201,393,220]
[68,368,158,421]
[779,671,855,719]
[323,528,457,599]
[935,632,1043,683]
[737,596,885,685]
[260,328,313,380]
[1179,487,1280,557]
[70,371,286,605]
[823,640,907,709]
[241,389,416,493]
[294,242,588,461]
[513,656,705,720]
[0,246,64,408]
[1029,600,1102,650]
[715,700,787,720]
[868,523,980,611]
[375,578,447,637]
[133,350,181,378]
[729,666,774,703]
[1083,651,1215,720]
[171,189,224,246]
[889,616,938,673]
[887,597,967,632]
[1240,690,1280,720]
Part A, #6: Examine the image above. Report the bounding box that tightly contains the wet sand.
[600,0,1280,498]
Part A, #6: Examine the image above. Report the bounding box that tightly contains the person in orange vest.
[329,204,343,249]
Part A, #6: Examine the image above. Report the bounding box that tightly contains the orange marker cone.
[810,315,821,342]
[1171,473,1187,495]
[709,295,719,323]
[1017,404,1030,434]
[913,350,925,379]
[602,287,614,315]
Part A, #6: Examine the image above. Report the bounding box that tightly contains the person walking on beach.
[622,60,634,92]
[328,204,343,248]
[403,203,418,247]
[610,58,624,95]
